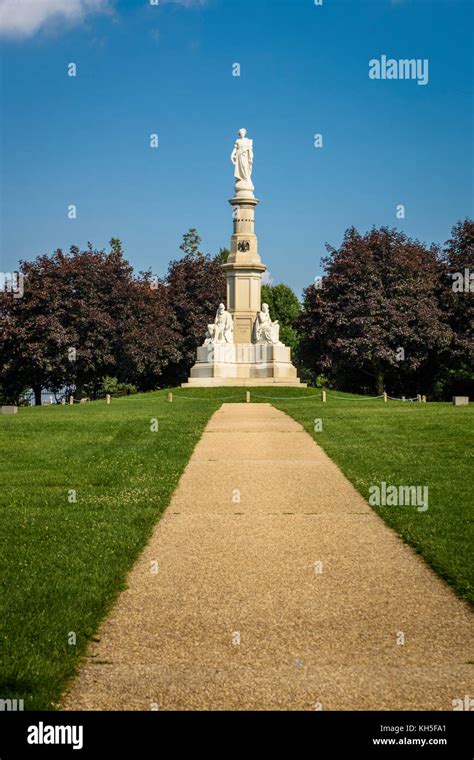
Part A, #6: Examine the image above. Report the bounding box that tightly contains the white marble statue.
[253,303,281,345]
[204,303,234,345]
[231,128,254,193]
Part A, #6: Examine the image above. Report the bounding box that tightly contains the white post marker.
[167,392,173,403]
[106,394,111,405]
[417,394,421,402]
[322,390,327,403]
[246,391,250,403]
[1,406,17,415]
[69,396,74,406]
[422,395,427,403]
[383,392,387,403]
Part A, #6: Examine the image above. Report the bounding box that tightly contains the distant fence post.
[246,391,250,403]
[383,392,387,403]
[61,398,66,406]
[69,396,74,406]
[422,395,426,403]
[402,396,406,402]
[322,390,327,403]
[416,394,421,403]
[106,394,111,405]
[167,392,173,403]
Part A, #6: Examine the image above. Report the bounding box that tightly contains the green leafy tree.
[261,283,301,350]
[98,376,137,397]
[179,228,203,258]
[214,247,230,265]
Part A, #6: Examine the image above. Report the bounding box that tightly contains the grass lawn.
[0,386,472,710]
[0,389,237,710]
[247,387,474,607]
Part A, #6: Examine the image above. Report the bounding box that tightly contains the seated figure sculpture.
[204,303,234,345]
[253,303,281,345]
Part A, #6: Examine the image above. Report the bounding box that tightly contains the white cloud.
[0,0,111,39]
[262,270,274,286]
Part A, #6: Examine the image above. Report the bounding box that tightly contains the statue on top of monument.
[204,303,234,346]
[231,128,254,194]
[253,303,281,345]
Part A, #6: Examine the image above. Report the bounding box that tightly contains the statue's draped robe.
[219,311,233,343]
[253,309,280,344]
[205,308,234,345]
[232,138,254,190]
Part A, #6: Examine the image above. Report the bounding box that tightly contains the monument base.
[181,343,306,387]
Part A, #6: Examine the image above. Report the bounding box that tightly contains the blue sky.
[1,0,472,296]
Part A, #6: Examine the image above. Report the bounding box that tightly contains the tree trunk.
[33,385,42,406]
[374,371,384,396]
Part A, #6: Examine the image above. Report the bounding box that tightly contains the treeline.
[0,231,225,404]
[0,220,472,403]
[297,220,473,398]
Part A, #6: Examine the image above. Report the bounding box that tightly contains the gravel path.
[62,403,473,710]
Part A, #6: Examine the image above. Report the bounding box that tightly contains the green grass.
[251,387,474,606]
[0,389,236,710]
[1,386,472,711]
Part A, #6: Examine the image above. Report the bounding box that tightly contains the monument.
[182,129,304,387]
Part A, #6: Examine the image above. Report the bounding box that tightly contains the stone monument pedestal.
[182,343,304,387]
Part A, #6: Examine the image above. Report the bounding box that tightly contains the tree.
[179,228,202,258]
[121,272,180,390]
[0,249,77,404]
[436,218,474,396]
[60,242,139,398]
[261,283,301,350]
[161,229,226,385]
[297,227,451,395]
[0,241,177,402]
[214,247,230,265]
